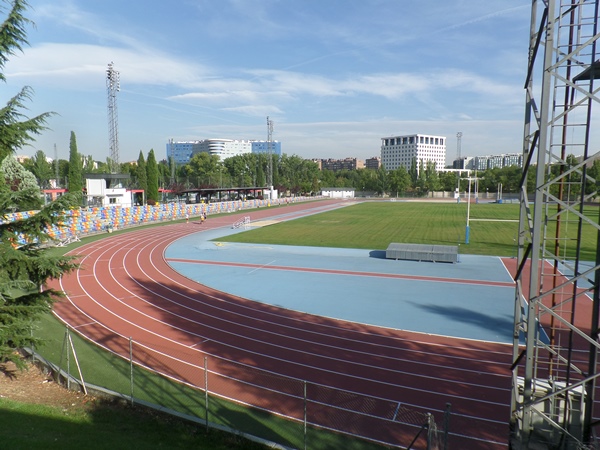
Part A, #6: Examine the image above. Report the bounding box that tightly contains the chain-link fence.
[31,320,451,450]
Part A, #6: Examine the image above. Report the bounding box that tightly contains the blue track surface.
[165,222,516,344]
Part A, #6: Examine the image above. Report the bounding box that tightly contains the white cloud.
[6,43,208,89]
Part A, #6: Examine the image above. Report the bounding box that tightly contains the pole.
[443,403,451,450]
[68,333,87,395]
[129,337,134,406]
[303,381,307,450]
[204,356,209,432]
[466,178,472,244]
[66,327,71,390]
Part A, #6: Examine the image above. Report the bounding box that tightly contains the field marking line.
[248,260,277,274]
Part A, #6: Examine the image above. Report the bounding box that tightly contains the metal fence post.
[304,380,307,450]
[426,413,433,450]
[66,326,70,390]
[30,328,35,364]
[443,403,451,450]
[129,337,134,406]
[204,356,209,432]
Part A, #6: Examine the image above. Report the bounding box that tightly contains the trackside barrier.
[232,216,251,229]
[4,197,314,245]
[32,323,451,450]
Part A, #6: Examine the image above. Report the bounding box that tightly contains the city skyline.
[6,1,530,164]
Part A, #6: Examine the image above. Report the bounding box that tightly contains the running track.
[51,200,514,449]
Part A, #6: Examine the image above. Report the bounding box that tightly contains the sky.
[4,0,532,165]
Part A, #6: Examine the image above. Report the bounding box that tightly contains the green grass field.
[220,201,598,259]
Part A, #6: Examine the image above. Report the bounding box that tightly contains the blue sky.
[5,0,531,164]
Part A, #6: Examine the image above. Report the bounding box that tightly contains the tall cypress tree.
[136,150,147,204]
[67,131,83,197]
[146,149,159,203]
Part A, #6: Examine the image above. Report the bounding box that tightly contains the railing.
[30,321,451,450]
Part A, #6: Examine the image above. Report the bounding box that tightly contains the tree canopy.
[67,131,83,195]
[0,0,79,369]
[146,149,159,203]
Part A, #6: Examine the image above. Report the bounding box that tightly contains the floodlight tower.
[510,1,600,448]
[106,62,120,173]
[266,116,274,197]
[456,132,462,162]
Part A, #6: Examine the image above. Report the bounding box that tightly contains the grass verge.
[219,201,598,259]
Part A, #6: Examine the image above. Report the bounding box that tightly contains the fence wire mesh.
[41,324,449,450]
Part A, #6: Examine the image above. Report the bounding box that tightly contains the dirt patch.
[0,360,96,412]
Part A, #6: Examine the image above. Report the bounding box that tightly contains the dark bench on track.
[385,243,458,263]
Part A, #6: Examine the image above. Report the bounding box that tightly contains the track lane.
[52,201,513,449]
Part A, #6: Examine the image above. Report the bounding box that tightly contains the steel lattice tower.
[510,1,600,448]
[106,62,120,173]
[267,116,274,191]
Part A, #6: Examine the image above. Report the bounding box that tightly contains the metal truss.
[511,1,600,448]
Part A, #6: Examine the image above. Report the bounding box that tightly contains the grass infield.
[221,201,598,260]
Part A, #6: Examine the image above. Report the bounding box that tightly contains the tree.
[146,149,159,203]
[0,189,79,368]
[82,154,96,173]
[67,131,83,197]
[135,151,147,203]
[389,165,411,197]
[0,1,55,162]
[23,150,53,189]
[184,152,222,187]
[0,1,79,369]
[0,154,41,210]
[375,166,389,195]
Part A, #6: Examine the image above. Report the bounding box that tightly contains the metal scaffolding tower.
[266,116,274,192]
[511,1,600,448]
[106,62,120,173]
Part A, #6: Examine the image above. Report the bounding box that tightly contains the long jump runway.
[52,200,515,449]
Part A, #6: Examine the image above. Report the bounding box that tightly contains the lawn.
[220,201,598,259]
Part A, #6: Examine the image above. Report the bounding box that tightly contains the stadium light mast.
[106,62,120,173]
[266,116,274,199]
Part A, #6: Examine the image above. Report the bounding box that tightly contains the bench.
[385,243,458,263]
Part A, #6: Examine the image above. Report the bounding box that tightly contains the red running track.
[51,201,513,449]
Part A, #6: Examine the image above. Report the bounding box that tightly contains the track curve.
[51,200,512,449]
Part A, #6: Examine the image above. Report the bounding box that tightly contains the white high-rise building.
[167,138,282,164]
[380,134,446,172]
[195,139,253,160]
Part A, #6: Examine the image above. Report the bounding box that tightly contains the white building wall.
[380,134,446,172]
[195,139,253,160]
[85,179,132,207]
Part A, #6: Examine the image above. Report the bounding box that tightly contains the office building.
[365,157,381,170]
[380,134,446,172]
[320,158,364,172]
